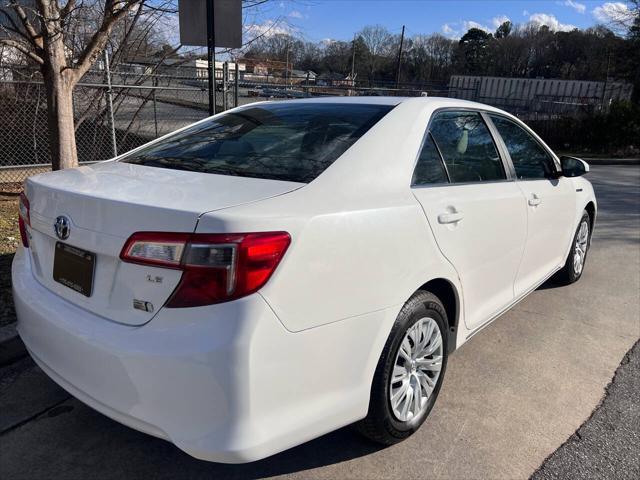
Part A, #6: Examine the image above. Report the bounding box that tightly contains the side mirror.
[560,156,590,177]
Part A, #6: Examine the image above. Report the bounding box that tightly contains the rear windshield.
[120,102,394,183]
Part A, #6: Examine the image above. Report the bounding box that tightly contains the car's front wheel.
[356,290,448,445]
[556,210,591,284]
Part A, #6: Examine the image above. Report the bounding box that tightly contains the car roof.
[273,95,506,112]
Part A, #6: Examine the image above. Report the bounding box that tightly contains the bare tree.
[0,0,281,170]
[594,0,639,34]
[358,24,393,80]
[0,1,151,169]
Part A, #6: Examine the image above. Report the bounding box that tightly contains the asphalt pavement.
[532,341,639,480]
[0,165,638,479]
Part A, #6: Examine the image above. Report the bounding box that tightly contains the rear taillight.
[120,231,291,308]
[18,192,30,248]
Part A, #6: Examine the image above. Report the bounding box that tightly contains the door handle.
[528,194,541,207]
[438,211,464,224]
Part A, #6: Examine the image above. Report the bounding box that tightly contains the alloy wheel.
[389,317,443,422]
[573,220,589,275]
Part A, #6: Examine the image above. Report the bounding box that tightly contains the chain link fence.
[1,63,634,188]
[0,64,446,187]
[0,64,237,186]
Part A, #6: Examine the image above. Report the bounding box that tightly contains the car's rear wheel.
[556,211,591,284]
[356,290,448,445]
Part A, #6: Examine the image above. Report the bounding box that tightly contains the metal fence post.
[33,84,42,164]
[223,62,228,111]
[234,62,239,108]
[104,50,118,157]
[152,76,158,137]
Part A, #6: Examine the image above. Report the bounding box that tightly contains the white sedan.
[13,97,596,463]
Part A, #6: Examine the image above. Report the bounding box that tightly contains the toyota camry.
[13,97,596,463]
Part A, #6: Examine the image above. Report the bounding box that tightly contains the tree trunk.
[38,0,79,171]
[43,72,78,170]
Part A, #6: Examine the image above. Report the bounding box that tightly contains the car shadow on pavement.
[37,399,389,479]
[195,427,387,478]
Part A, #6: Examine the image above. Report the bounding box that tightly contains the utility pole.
[602,50,612,109]
[206,0,216,116]
[350,34,357,96]
[285,42,290,89]
[395,25,405,90]
[351,34,356,80]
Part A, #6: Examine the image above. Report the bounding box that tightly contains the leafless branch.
[0,38,44,64]
[72,0,142,82]
[60,0,78,18]
[0,11,36,45]
[10,1,41,41]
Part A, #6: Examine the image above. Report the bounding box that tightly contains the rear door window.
[411,133,449,185]
[120,102,394,183]
[429,111,506,183]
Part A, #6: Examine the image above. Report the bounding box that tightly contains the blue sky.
[251,1,631,41]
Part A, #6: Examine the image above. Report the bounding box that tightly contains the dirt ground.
[0,194,19,327]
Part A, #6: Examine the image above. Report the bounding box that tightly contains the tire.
[356,290,448,445]
[556,210,591,285]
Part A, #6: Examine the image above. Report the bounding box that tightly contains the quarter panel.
[195,99,467,332]
[561,176,597,262]
[197,192,460,332]
[263,203,459,331]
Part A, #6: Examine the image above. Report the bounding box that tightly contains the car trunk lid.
[24,161,302,326]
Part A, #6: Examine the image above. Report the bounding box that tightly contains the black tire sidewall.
[377,293,449,438]
[566,212,591,283]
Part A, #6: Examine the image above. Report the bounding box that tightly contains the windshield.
[120,102,395,183]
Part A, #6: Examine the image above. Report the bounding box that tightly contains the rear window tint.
[412,133,449,185]
[120,102,394,183]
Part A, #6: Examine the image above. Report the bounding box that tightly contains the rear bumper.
[12,247,392,463]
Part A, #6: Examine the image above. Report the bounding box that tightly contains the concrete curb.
[583,158,640,166]
[0,323,26,366]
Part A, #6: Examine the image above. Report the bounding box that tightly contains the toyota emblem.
[54,215,71,240]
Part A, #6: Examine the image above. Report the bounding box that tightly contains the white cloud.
[442,23,456,35]
[288,10,304,19]
[560,1,586,14]
[441,23,464,39]
[492,15,511,28]
[442,18,505,39]
[463,20,492,33]
[528,13,577,31]
[244,20,295,38]
[592,2,633,25]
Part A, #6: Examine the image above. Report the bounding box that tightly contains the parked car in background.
[13,97,596,463]
[260,87,308,98]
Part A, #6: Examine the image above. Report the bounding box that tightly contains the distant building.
[449,75,634,115]
[285,69,317,84]
[317,72,348,87]
[239,58,287,76]
[253,62,270,76]
[193,59,246,80]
